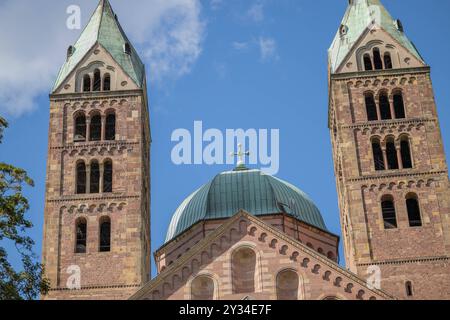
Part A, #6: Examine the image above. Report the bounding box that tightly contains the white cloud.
[232,41,249,51]
[210,0,223,11]
[0,0,205,117]
[247,2,264,22]
[213,62,227,79]
[259,37,278,62]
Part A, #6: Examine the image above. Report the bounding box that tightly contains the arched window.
[93,69,101,91]
[89,113,102,141]
[381,196,397,229]
[372,139,385,171]
[99,217,111,252]
[386,139,399,170]
[384,52,393,69]
[373,48,383,70]
[363,54,373,71]
[74,113,87,142]
[405,281,413,297]
[276,270,299,300]
[232,247,256,294]
[90,160,100,194]
[75,218,87,253]
[400,138,413,169]
[393,92,406,119]
[76,161,87,194]
[83,75,91,92]
[365,93,378,121]
[103,74,111,91]
[191,276,214,300]
[379,92,392,120]
[406,194,422,227]
[103,160,113,193]
[105,113,116,141]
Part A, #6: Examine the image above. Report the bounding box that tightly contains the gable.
[53,43,141,95]
[131,211,394,300]
[336,26,426,74]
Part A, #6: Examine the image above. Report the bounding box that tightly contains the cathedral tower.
[42,0,151,299]
[328,0,450,299]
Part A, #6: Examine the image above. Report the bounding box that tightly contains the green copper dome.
[165,169,327,243]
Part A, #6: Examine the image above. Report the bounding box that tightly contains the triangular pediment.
[335,26,426,74]
[53,42,141,94]
[130,211,394,300]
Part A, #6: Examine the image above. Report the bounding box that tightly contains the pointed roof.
[53,0,145,92]
[328,0,424,73]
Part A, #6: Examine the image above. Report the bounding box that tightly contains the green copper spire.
[53,0,145,92]
[328,0,424,73]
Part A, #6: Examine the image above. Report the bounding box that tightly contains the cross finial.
[230,143,250,169]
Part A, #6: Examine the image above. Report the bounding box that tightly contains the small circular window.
[340,24,348,36]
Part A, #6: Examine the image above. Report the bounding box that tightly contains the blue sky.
[1,0,450,277]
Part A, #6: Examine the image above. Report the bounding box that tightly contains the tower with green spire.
[329,0,450,299]
[42,0,151,300]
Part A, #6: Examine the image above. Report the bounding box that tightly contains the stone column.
[101,115,106,141]
[389,96,396,120]
[86,163,91,194]
[376,100,381,121]
[396,144,403,170]
[99,162,104,193]
[382,146,388,170]
[86,119,91,142]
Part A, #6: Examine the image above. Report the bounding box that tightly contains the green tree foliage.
[0,116,50,300]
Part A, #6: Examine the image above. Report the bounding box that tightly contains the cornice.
[341,118,435,130]
[48,283,141,291]
[347,170,447,183]
[50,89,144,101]
[50,141,139,151]
[357,256,450,267]
[47,194,140,203]
[330,66,430,81]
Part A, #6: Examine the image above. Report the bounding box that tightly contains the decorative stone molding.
[57,202,127,214]
[361,178,436,192]
[330,66,430,81]
[349,170,447,183]
[49,284,141,291]
[357,256,450,267]
[47,195,139,203]
[343,118,433,130]
[60,144,132,157]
